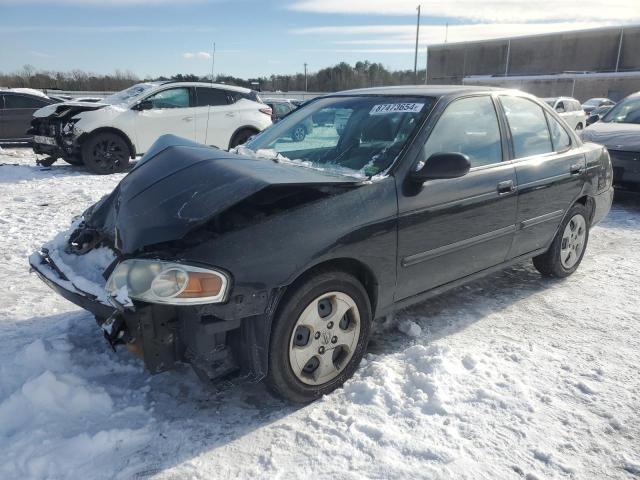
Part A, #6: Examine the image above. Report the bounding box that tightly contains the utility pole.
[210,42,216,83]
[304,62,308,91]
[414,5,421,81]
[445,23,448,43]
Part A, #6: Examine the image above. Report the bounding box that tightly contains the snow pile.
[38,218,117,303]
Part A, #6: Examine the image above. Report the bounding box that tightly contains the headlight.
[105,259,229,305]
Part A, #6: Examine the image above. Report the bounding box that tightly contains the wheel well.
[79,128,136,158]
[285,258,379,317]
[229,126,260,149]
[575,195,595,222]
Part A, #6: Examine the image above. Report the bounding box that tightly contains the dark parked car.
[586,104,615,126]
[263,98,312,141]
[581,91,640,187]
[0,90,58,142]
[30,86,613,403]
[582,97,615,115]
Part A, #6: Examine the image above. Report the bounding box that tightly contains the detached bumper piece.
[29,249,242,381]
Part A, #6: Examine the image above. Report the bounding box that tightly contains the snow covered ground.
[1,147,639,480]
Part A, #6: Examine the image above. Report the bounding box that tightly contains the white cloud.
[287,0,639,23]
[183,51,212,60]
[292,22,618,46]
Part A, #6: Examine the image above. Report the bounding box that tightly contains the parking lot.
[0,146,639,479]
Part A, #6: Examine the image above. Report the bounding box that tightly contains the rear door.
[194,86,231,147]
[396,95,518,301]
[2,93,50,140]
[134,87,197,153]
[498,95,586,258]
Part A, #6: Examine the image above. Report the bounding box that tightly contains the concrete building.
[427,25,640,101]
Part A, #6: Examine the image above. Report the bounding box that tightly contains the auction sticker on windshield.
[370,103,424,115]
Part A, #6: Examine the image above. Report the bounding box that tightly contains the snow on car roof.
[3,87,49,98]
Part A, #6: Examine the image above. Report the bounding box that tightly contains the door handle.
[182,116,193,122]
[225,112,235,117]
[570,164,583,175]
[497,180,515,195]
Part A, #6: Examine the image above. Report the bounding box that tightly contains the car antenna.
[210,42,216,85]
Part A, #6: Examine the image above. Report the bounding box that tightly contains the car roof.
[333,85,504,98]
[159,81,252,93]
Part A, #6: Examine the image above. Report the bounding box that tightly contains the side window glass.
[500,96,553,158]
[274,103,290,116]
[556,101,565,111]
[4,95,48,109]
[196,88,228,107]
[147,88,190,109]
[545,112,571,152]
[422,96,502,168]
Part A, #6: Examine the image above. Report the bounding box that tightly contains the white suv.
[543,97,587,132]
[30,82,272,174]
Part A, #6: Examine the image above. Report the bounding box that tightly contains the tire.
[575,122,584,131]
[291,125,306,142]
[61,153,83,166]
[81,132,131,175]
[533,203,590,278]
[229,129,257,149]
[266,270,372,403]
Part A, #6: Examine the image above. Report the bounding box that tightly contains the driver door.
[134,87,197,154]
[396,95,518,301]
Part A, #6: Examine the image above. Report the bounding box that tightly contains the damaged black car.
[30,87,613,402]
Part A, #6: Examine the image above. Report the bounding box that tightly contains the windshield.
[241,95,434,178]
[601,96,640,124]
[584,98,604,106]
[102,82,160,105]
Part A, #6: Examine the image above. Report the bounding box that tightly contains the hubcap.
[560,214,586,269]
[288,291,360,386]
[293,127,305,141]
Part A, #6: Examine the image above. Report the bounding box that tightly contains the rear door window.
[500,96,553,158]
[545,112,571,152]
[196,87,229,107]
[422,95,503,168]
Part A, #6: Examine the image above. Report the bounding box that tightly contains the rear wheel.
[533,203,589,278]
[229,128,257,149]
[291,125,306,142]
[266,270,372,403]
[81,132,130,174]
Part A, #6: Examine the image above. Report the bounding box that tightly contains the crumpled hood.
[33,101,109,118]
[582,122,640,152]
[84,135,361,254]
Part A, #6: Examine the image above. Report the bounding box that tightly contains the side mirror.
[411,152,471,183]
[134,100,153,111]
[586,114,600,126]
[555,106,565,113]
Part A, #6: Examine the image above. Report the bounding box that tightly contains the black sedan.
[581,91,640,187]
[0,90,59,142]
[30,86,613,403]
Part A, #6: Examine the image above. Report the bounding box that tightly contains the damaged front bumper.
[29,249,246,381]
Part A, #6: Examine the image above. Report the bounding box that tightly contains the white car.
[543,97,587,132]
[30,82,272,174]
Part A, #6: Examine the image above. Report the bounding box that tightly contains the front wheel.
[533,203,589,277]
[229,128,257,149]
[266,271,372,403]
[81,132,130,174]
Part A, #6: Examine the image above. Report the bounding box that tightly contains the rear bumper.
[591,186,614,227]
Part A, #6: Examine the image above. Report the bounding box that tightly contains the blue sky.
[0,0,637,79]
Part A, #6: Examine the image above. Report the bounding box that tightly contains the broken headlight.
[105,259,229,305]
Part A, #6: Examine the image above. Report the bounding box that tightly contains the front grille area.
[608,149,640,163]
